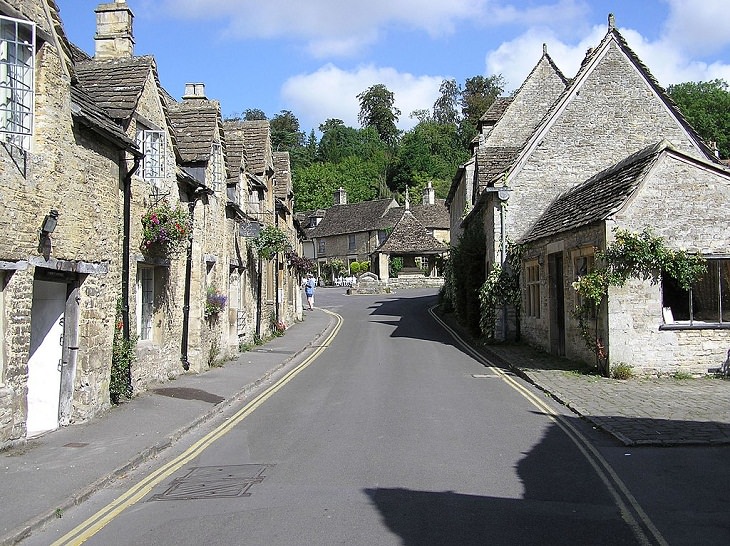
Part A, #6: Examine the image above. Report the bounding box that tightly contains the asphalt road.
[26,288,728,545]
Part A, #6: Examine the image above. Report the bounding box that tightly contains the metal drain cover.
[150,464,274,501]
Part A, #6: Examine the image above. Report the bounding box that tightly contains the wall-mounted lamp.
[38,209,59,259]
[41,209,59,234]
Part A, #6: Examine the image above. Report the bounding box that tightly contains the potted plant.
[205,285,227,319]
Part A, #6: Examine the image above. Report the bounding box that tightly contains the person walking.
[303,273,316,310]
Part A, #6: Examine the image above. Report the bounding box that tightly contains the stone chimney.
[422,181,435,205]
[94,0,135,60]
[333,187,347,205]
[183,83,207,100]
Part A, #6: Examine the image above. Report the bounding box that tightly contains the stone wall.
[0,31,122,445]
[505,40,707,244]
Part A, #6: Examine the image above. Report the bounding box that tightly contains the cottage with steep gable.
[520,141,730,375]
[466,14,721,351]
[74,0,204,388]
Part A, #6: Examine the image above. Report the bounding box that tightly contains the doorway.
[26,279,67,437]
[548,252,566,357]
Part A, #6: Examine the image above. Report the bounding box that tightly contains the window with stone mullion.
[0,15,35,151]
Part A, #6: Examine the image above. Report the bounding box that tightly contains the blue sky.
[58,1,730,135]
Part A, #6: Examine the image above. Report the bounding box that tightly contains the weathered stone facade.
[0,0,305,448]
[450,16,727,376]
[0,0,136,445]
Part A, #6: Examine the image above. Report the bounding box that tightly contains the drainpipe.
[256,250,263,340]
[121,151,141,344]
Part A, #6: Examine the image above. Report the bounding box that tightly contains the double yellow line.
[428,306,668,546]
[54,310,343,545]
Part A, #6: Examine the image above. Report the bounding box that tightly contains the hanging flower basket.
[141,201,191,255]
[251,225,289,260]
[205,285,227,319]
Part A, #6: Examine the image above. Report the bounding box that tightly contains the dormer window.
[0,15,35,151]
[136,126,166,181]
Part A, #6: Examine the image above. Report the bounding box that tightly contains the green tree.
[667,79,730,159]
[244,108,267,121]
[317,120,361,163]
[389,120,470,194]
[460,74,505,140]
[270,110,304,151]
[433,78,461,125]
[357,84,401,146]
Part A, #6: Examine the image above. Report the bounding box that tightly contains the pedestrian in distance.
[303,273,316,310]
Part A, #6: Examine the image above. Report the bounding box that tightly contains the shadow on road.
[363,421,639,545]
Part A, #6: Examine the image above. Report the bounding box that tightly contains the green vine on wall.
[110,299,136,404]
[478,241,523,340]
[572,227,706,375]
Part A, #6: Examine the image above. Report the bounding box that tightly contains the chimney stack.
[183,83,207,100]
[333,187,347,205]
[422,181,435,205]
[94,0,135,60]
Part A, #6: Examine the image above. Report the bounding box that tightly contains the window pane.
[692,261,720,322]
[662,272,690,321]
[140,268,154,340]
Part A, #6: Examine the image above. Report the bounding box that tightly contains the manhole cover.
[150,464,274,501]
[63,442,89,448]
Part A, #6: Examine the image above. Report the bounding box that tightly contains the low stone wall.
[388,277,445,290]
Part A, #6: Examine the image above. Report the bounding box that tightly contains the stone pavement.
[479,343,730,446]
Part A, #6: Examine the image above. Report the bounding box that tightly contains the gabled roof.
[223,121,245,181]
[168,99,223,164]
[479,97,513,126]
[224,120,271,176]
[476,146,521,191]
[70,81,137,150]
[273,151,292,200]
[500,16,719,187]
[310,198,397,238]
[74,56,157,122]
[410,200,449,230]
[375,211,448,255]
[521,141,669,243]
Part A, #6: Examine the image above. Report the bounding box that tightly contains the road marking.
[52,309,343,546]
[429,306,668,546]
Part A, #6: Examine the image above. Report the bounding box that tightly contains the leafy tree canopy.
[667,79,730,159]
[270,110,305,151]
[357,84,402,146]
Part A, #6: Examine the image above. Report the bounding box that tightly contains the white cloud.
[159,0,485,57]
[486,17,730,94]
[280,64,444,132]
[663,0,730,56]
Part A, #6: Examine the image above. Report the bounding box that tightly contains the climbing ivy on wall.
[572,227,706,376]
[443,210,486,336]
[478,241,523,340]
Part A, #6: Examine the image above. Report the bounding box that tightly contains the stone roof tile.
[74,56,156,122]
[168,100,221,163]
[310,199,397,237]
[376,211,448,254]
[522,141,668,243]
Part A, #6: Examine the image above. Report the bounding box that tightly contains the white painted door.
[26,280,66,438]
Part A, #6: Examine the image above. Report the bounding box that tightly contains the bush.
[611,362,634,380]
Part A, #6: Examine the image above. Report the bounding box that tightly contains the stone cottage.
[74,0,194,390]
[456,14,725,374]
[520,141,730,374]
[0,0,139,444]
[167,83,231,370]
